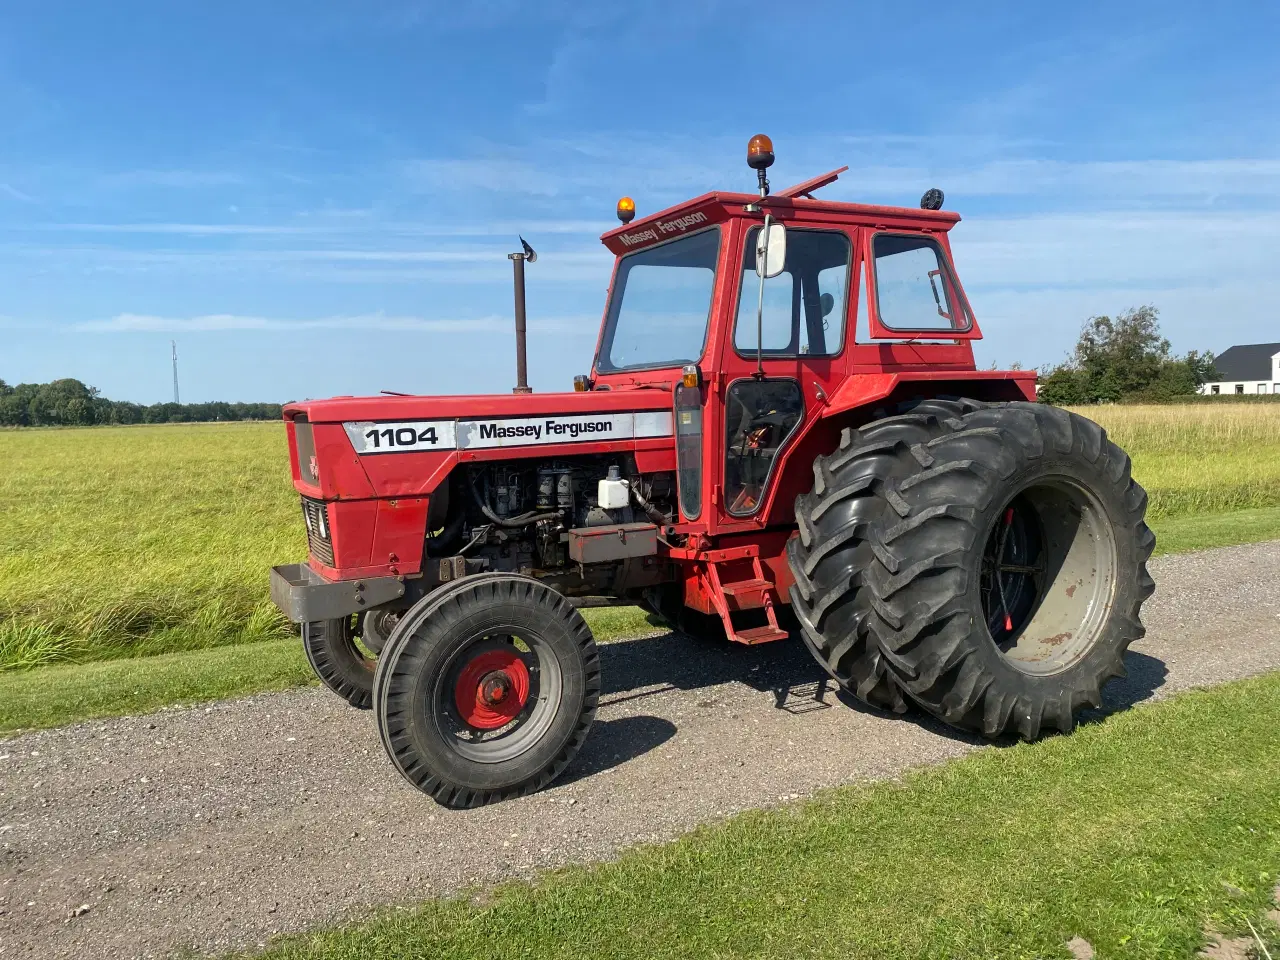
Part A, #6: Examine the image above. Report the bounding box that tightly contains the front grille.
[301,497,335,566]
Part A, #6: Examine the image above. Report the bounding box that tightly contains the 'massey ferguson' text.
[477,419,613,441]
[618,210,709,247]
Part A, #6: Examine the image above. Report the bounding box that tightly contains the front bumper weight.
[269,563,407,624]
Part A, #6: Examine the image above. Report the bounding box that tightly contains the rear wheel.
[790,399,1155,739]
[374,574,599,808]
[788,400,975,713]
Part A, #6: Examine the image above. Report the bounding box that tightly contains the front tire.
[302,615,377,709]
[790,399,1155,739]
[373,574,600,808]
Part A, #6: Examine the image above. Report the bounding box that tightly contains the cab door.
[707,220,854,533]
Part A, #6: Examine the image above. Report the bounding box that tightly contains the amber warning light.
[616,197,636,224]
[746,134,774,169]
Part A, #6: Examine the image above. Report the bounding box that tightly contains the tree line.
[0,378,282,427]
[1036,305,1218,404]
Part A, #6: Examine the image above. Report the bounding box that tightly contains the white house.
[1199,342,1280,396]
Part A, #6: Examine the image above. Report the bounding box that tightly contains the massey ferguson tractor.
[269,135,1155,808]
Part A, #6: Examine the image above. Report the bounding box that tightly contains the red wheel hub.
[453,648,531,730]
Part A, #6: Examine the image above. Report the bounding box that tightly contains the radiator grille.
[301,497,335,566]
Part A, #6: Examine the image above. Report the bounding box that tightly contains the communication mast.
[171,340,180,404]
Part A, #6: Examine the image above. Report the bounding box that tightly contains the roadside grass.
[0,637,313,734]
[0,607,659,735]
[1152,505,1280,556]
[3,404,1280,673]
[239,671,1280,960]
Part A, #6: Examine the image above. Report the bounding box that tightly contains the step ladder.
[706,554,789,645]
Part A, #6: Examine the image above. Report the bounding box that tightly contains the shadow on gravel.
[596,627,986,747]
[598,627,827,701]
[595,629,1169,758]
[559,714,680,785]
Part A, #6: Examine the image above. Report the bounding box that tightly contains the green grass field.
[3,403,1280,676]
[241,671,1280,960]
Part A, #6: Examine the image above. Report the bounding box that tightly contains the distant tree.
[1037,306,1217,405]
[0,377,282,426]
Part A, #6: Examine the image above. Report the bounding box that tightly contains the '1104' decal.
[343,420,457,454]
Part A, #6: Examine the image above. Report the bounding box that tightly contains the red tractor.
[270,136,1154,808]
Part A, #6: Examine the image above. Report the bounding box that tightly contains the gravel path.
[3,540,1280,959]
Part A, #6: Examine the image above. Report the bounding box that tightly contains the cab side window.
[733,228,851,356]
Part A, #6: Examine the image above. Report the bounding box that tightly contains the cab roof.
[600,188,961,256]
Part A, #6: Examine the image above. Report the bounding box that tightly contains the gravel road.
[3,540,1280,960]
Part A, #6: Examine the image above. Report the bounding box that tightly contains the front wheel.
[302,614,379,709]
[373,574,600,808]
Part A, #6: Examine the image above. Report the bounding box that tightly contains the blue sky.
[1,0,1277,403]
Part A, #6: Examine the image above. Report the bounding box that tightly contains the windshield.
[596,228,720,373]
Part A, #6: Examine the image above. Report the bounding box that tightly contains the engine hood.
[285,387,674,424]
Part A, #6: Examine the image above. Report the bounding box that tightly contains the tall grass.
[1069,403,1280,518]
[0,423,300,669]
[2,407,1279,671]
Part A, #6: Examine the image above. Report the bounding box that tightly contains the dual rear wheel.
[789,399,1155,739]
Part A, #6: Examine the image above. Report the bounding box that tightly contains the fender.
[739,370,1039,531]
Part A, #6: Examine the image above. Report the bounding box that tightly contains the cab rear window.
[871,234,972,332]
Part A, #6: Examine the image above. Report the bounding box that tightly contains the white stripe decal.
[342,411,674,454]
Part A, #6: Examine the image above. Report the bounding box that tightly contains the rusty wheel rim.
[979,479,1117,676]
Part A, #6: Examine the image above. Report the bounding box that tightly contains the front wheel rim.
[432,628,563,764]
[979,478,1118,676]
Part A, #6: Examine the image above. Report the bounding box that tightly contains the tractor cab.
[584,135,991,540]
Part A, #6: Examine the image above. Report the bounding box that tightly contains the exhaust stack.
[508,236,537,395]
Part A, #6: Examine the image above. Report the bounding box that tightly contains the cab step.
[719,577,773,609]
[705,554,790,646]
[733,624,790,645]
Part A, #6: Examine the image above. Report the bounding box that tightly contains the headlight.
[318,509,328,539]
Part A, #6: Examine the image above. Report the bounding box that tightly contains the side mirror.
[755,222,786,279]
[820,292,835,317]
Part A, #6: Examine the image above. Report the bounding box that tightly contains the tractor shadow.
[1088,649,1168,716]
[585,618,1170,761]
[557,714,679,786]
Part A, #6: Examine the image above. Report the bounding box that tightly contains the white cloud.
[0,182,35,203]
[823,158,1280,205]
[402,157,561,197]
[26,218,613,237]
[73,311,599,334]
[97,169,245,189]
[32,222,322,236]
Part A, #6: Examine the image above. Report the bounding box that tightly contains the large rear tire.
[790,399,1154,739]
[788,400,977,713]
[373,574,599,808]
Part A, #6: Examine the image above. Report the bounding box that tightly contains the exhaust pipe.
[508,237,536,395]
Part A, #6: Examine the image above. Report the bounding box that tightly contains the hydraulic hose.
[425,506,466,556]
[467,471,561,529]
[629,478,672,526]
